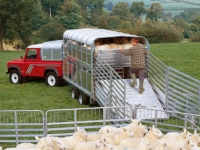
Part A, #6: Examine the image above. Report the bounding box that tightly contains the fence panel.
[45,106,132,137]
[134,106,200,133]
[0,110,44,145]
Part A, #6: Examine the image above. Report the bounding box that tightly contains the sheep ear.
[35,136,40,141]
[194,130,197,134]
[77,126,80,131]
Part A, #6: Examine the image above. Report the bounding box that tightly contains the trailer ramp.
[99,78,168,119]
[124,78,168,119]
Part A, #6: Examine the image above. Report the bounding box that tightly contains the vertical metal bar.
[14,111,18,145]
[103,107,106,126]
[154,110,158,128]
[44,111,47,137]
[165,66,169,111]
[74,109,77,132]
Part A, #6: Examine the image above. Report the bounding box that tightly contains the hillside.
[104,0,200,10]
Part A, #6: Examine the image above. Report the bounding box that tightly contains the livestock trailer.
[62,28,151,107]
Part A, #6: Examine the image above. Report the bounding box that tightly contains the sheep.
[59,127,88,150]
[35,135,66,150]
[99,119,140,135]
[133,122,148,138]
[112,127,134,145]
[190,130,200,146]
[0,146,2,150]
[98,143,117,150]
[86,132,102,141]
[119,125,163,147]
[153,143,168,150]
[114,139,151,150]
[161,128,192,140]
[16,143,36,149]
[108,43,118,49]
[73,140,103,150]
[122,43,132,49]
[124,118,141,130]
[94,44,110,57]
[153,138,193,150]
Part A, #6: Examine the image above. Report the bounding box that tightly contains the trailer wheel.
[45,71,59,87]
[10,70,22,84]
[72,88,80,99]
[79,93,89,105]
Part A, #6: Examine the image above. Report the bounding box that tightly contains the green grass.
[150,42,200,80]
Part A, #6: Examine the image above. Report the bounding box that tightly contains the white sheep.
[119,125,163,147]
[86,132,102,141]
[153,138,193,150]
[35,135,66,150]
[161,128,192,140]
[0,146,2,150]
[122,43,132,49]
[73,140,103,150]
[124,118,141,130]
[134,138,151,150]
[112,127,134,145]
[108,43,118,49]
[60,127,88,150]
[98,143,117,150]
[133,122,148,138]
[190,130,200,146]
[16,143,36,149]
[153,142,168,150]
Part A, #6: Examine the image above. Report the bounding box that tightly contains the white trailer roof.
[63,28,150,50]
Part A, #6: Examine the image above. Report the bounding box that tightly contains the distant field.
[104,0,200,13]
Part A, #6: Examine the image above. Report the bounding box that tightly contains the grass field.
[0,42,200,111]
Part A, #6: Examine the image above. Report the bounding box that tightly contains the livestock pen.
[0,106,200,146]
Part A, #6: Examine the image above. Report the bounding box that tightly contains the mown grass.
[151,42,200,80]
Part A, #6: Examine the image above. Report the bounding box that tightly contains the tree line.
[0,0,200,50]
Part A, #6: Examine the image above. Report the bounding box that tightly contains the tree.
[56,0,82,29]
[110,2,130,20]
[105,2,114,11]
[0,0,34,50]
[130,2,146,19]
[107,16,122,29]
[35,22,66,41]
[76,0,104,25]
[31,0,49,31]
[41,0,64,19]
[146,3,163,21]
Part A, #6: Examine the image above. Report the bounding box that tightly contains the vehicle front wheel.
[10,70,22,84]
[45,71,59,87]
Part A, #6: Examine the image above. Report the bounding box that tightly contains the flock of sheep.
[1,119,200,150]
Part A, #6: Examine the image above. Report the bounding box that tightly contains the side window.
[26,49,37,59]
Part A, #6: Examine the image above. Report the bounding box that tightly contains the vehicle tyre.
[45,71,59,87]
[72,88,80,99]
[79,93,89,105]
[10,70,22,84]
